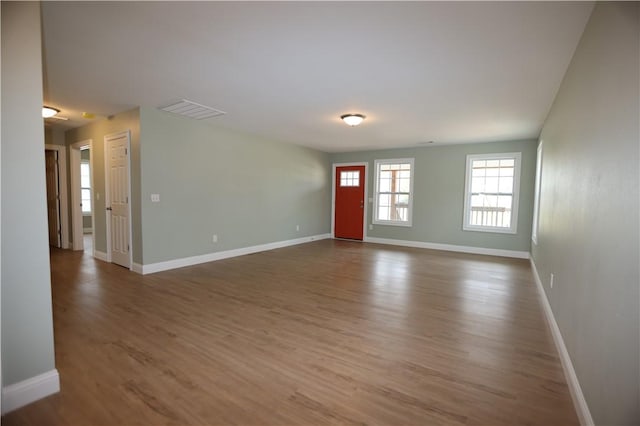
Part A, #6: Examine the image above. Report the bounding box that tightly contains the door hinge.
[127,244,130,252]
[125,148,128,155]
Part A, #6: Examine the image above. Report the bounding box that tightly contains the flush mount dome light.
[42,106,60,118]
[341,113,365,126]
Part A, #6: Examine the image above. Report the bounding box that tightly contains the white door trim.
[44,144,69,249]
[104,130,133,269]
[331,162,368,240]
[70,140,93,251]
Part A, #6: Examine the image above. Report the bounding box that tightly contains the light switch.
[151,194,160,202]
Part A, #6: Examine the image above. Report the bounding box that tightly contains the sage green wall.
[139,107,331,264]
[1,1,56,386]
[82,216,92,230]
[531,3,639,424]
[330,140,537,252]
[45,127,53,145]
[65,109,142,263]
[44,127,65,147]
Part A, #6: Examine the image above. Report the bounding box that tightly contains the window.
[463,152,521,234]
[340,170,360,187]
[531,142,543,244]
[81,161,91,214]
[373,158,414,226]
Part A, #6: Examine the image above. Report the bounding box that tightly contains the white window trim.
[373,158,415,227]
[463,152,521,234]
[531,142,543,244]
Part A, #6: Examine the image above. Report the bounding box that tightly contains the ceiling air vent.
[159,99,226,120]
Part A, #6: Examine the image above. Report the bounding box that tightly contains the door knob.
[106,207,112,211]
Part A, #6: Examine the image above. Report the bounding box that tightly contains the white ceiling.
[41,1,594,152]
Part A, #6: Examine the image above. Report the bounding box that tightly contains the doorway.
[45,149,61,247]
[44,144,69,248]
[333,163,367,240]
[80,147,93,242]
[70,140,94,253]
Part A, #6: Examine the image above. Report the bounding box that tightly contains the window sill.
[463,226,517,234]
[372,220,412,227]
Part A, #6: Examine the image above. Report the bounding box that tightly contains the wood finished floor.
[3,239,578,425]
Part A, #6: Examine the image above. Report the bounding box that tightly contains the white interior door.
[105,131,131,268]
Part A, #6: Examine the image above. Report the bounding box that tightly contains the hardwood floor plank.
[2,239,577,425]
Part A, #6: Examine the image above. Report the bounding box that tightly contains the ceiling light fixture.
[341,113,366,126]
[42,106,60,118]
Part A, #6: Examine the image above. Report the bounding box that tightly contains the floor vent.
[159,99,226,120]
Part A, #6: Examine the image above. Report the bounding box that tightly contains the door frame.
[45,144,69,249]
[104,130,133,269]
[331,162,368,240]
[70,139,94,252]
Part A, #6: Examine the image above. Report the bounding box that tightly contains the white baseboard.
[363,236,530,259]
[94,250,108,262]
[139,233,331,275]
[1,369,60,414]
[530,258,594,426]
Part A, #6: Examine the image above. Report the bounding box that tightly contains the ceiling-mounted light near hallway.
[341,113,366,126]
[42,106,60,118]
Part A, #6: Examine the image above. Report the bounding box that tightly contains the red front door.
[335,166,365,240]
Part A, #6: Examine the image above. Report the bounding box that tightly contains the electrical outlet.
[151,194,160,202]
[296,225,300,232]
[550,273,554,289]
[212,234,218,243]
